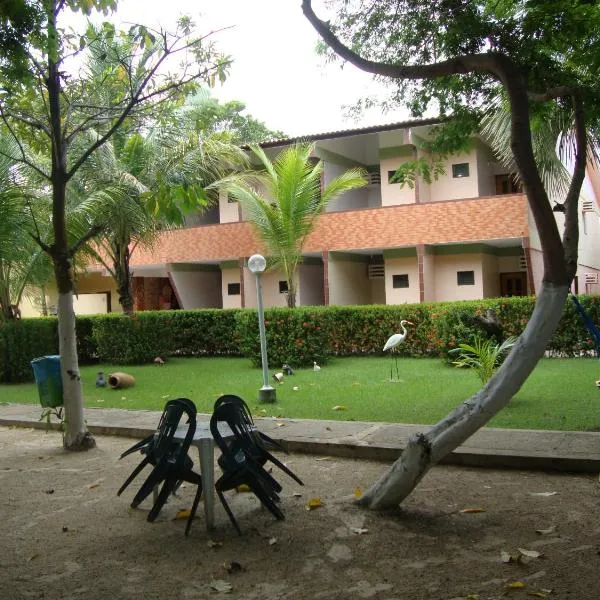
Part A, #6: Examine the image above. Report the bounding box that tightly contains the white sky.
[84,0,409,137]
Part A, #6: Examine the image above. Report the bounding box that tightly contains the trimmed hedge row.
[1,296,599,383]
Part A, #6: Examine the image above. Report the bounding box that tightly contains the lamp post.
[248,254,276,403]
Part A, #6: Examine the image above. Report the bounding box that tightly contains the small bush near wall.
[0,318,58,383]
[235,307,331,368]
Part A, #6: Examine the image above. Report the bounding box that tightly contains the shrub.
[450,336,517,383]
[91,312,172,364]
[235,307,331,368]
[0,318,58,383]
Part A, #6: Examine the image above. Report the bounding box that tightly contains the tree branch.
[69,224,104,257]
[301,0,508,82]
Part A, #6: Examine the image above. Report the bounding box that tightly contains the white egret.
[383,320,414,380]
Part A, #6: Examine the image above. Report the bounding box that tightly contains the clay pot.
[108,372,136,389]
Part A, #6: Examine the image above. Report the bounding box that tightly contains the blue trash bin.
[31,356,64,408]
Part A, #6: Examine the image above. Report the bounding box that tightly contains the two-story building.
[22,119,600,316]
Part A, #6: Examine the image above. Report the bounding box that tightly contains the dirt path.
[1,427,598,600]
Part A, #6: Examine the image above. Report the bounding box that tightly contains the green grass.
[1,357,599,431]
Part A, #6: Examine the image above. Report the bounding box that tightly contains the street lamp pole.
[248,254,276,403]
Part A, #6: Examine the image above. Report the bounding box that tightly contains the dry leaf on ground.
[505,581,526,589]
[210,579,233,593]
[529,492,557,497]
[535,525,557,535]
[332,405,347,411]
[174,509,191,520]
[460,507,486,513]
[306,497,323,510]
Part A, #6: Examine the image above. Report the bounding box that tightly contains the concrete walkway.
[1,403,599,472]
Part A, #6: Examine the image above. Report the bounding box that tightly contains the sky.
[82,0,409,137]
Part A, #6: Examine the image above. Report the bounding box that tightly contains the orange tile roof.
[128,194,528,266]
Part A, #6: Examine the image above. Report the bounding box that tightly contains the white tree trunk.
[358,282,568,509]
[57,292,95,450]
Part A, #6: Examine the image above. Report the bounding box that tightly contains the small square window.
[227,282,240,295]
[452,163,470,178]
[457,270,475,286]
[387,170,399,183]
[279,280,288,294]
[392,274,409,288]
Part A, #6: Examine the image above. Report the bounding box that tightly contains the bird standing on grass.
[383,320,414,381]
[313,361,321,371]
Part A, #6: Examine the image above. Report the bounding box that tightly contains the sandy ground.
[1,426,599,600]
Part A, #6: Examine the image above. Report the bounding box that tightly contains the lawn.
[1,356,598,431]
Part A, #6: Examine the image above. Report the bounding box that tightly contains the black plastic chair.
[117,398,202,536]
[210,394,303,534]
[213,394,303,485]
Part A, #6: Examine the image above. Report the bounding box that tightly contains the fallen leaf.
[27,553,39,562]
[292,386,299,391]
[527,592,548,598]
[460,507,486,513]
[292,492,303,497]
[62,526,69,533]
[44,489,54,494]
[332,405,347,411]
[353,487,363,498]
[276,422,286,427]
[268,537,278,545]
[315,457,331,461]
[209,579,232,593]
[121,397,126,400]
[325,427,332,431]
[529,492,557,497]
[501,550,513,563]
[222,561,243,574]
[306,497,323,511]
[207,540,223,549]
[161,395,169,399]
[96,399,104,403]
[236,484,251,493]
[518,548,543,559]
[535,525,557,535]
[351,527,369,535]
[505,581,526,589]
[174,509,191,520]
[86,479,104,490]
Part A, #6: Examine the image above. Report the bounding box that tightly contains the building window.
[387,170,399,183]
[452,163,470,178]
[227,283,240,295]
[279,280,288,294]
[392,274,409,288]
[457,270,475,286]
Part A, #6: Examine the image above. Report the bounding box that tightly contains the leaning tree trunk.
[358,283,568,508]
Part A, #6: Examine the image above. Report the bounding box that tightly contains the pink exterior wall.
[384,257,420,304]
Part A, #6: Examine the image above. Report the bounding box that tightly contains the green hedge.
[2,295,599,383]
[236,307,331,368]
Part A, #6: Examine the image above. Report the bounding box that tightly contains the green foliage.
[91,312,173,365]
[166,309,243,357]
[0,317,58,383]
[3,295,600,380]
[235,308,331,368]
[450,335,517,384]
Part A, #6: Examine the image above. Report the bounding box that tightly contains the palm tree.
[0,134,54,320]
[219,143,367,308]
[76,125,247,314]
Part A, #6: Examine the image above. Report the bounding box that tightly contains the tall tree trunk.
[39,284,48,316]
[358,283,568,508]
[46,1,94,450]
[114,242,134,315]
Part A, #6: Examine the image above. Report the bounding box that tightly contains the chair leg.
[216,488,242,535]
[131,464,167,509]
[117,456,151,496]
[185,483,203,537]
[252,481,285,521]
[147,477,175,522]
[264,451,304,486]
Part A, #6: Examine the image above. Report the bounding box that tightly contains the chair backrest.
[153,398,197,462]
[210,395,262,461]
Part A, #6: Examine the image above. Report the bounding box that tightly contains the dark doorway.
[500,272,527,297]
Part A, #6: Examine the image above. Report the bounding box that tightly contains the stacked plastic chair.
[210,394,303,534]
[117,398,202,536]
